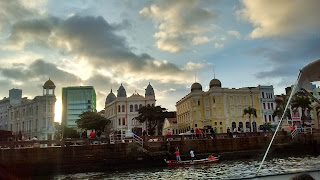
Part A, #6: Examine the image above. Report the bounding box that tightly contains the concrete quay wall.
[1,133,320,178]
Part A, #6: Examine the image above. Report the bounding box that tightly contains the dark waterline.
[51,156,320,180]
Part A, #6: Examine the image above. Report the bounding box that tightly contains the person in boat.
[190,149,195,160]
[174,150,181,161]
[208,155,215,160]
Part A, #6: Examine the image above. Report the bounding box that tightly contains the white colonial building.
[0,79,56,140]
[105,83,156,135]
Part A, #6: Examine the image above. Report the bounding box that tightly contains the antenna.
[213,66,215,79]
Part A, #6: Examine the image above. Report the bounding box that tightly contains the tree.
[135,105,167,135]
[243,106,257,132]
[273,94,291,121]
[291,92,312,123]
[63,126,79,138]
[76,111,111,131]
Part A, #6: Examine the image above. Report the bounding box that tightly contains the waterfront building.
[176,78,273,133]
[162,117,178,135]
[105,83,156,135]
[1,79,56,140]
[61,86,96,127]
[259,86,276,124]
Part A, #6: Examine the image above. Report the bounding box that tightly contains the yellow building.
[176,78,264,133]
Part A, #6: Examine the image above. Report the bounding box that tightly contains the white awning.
[298,58,320,90]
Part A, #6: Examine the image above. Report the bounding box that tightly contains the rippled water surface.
[54,156,320,180]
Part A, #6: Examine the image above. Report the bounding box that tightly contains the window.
[268,103,270,109]
[195,124,197,127]
[87,105,91,109]
[213,97,215,104]
[205,110,209,118]
[220,122,222,125]
[231,107,235,116]
[238,108,242,116]
[239,122,243,129]
[232,122,236,130]
[243,96,247,104]
[262,92,265,98]
[198,100,200,106]
[269,115,272,122]
[237,96,240,104]
[43,103,46,112]
[122,118,126,125]
[205,99,208,106]
[118,105,120,112]
[271,103,274,109]
[88,100,91,103]
[130,105,133,112]
[265,115,267,122]
[230,96,234,104]
[118,118,121,125]
[122,105,125,112]
[214,122,217,125]
[135,104,138,112]
[263,103,266,109]
[139,104,142,109]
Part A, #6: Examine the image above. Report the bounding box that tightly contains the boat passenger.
[208,155,214,160]
[174,150,181,161]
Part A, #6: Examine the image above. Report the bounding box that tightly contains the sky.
[0,0,320,122]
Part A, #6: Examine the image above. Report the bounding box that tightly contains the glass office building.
[62,86,96,127]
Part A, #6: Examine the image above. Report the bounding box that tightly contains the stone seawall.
[1,133,320,178]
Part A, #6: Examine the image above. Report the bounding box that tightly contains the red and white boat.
[164,156,219,166]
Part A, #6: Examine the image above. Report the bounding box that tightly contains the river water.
[53,156,320,180]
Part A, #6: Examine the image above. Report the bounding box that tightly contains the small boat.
[164,155,219,166]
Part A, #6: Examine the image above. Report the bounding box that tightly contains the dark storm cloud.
[6,15,185,78]
[252,36,320,79]
[0,59,81,84]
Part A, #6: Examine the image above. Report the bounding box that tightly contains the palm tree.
[273,94,291,121]
[291,92,311,123]
[243,106,257,132]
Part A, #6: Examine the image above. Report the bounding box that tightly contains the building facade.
[176,78,274,134]
[259,86,276,124]
[0,79,56,140]
[105,83,156,135]
[61,86,96,127]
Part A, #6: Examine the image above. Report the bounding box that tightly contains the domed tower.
[145,83,155,97]
[43,78,56,96]
[117,84,127,97]
[209,78,221,89]
[105,89,116,104]
[191,82,202,92]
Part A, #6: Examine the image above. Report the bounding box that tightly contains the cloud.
[140,0,216,52]
[238,0,320,38]
[5,15,198,83]
[0,59,81,85]
[214,43,224,49]
[227,30,240,39]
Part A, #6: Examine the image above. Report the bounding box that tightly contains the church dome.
[106,89,116,104]
[191,82,202,92]
[209,78,221,88]
[145,83,155,96]
[117,84,127,97]
[43,79,55,88]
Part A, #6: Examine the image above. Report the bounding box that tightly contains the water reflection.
[54,156,320,180]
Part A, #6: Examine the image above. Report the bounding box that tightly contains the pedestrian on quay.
[190,149,195,160]
[174,149,181,161]
[90,130,95,138]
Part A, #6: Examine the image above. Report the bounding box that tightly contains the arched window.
[118,105,120,112]
[232,122,236,130]
[135,104,138,112]
[139,104,142,109]
[252,122,257,132]
[239,122,243,129]
[246,122,250,132]
[269,115,272,122]
[130,105,133,112]
[122,105,125,112]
